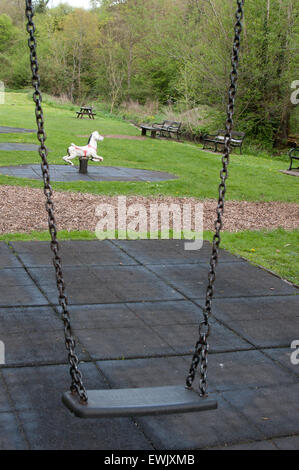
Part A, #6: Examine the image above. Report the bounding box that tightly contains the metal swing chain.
[186,0,245,396]
[25,0,88,403]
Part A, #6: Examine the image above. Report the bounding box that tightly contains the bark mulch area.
[0,186,298,234]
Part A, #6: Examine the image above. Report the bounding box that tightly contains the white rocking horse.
[63,131,104,166]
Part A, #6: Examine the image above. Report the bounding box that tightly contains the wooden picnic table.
[76,106,96,119]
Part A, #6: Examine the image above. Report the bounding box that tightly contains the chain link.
[186,0,245,396]
[25,0,88,403]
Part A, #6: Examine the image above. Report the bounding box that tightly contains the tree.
[33,0,50,13]
[0,14,15,52]
[62,9,100,101]
[0,0,26,24]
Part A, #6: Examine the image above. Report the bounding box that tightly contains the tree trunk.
[274,0,294,148]
[274,103,292,148]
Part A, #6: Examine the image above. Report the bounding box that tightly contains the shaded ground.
[0,186,298,233]
[0,143,40,151]
[0,239,298,450]
[0,126,35,134]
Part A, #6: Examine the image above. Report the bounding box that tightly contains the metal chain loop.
[186,0,245,396]
[25,0,88,403]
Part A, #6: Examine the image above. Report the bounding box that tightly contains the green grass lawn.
[206,229,299,286]
[0,91,298,285]
[0,91,297,202]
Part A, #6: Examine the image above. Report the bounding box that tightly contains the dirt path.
[0,185,298,234]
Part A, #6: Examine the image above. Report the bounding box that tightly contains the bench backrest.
[161,120,174,129]
[153,120,182,131]
[289,147,299,158]
[168,121,181,130]
[217,129,245,141]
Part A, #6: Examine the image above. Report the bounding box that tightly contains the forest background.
[0,0,298,151]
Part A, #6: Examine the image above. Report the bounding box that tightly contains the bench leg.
[141,128,146,136]
[288,159,299,171]
[150,130,157,138]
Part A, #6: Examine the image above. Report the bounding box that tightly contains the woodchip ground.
[1,185,298,234]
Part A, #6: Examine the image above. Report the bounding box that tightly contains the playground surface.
[0,239,298,450]
[0,164,176,183]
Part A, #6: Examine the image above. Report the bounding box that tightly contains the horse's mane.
[87,133,93,144]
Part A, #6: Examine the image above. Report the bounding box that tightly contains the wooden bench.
[140,121,182,140]
[202,129,246,154]
[76,106,96,120]
[288,146,299,171]
[140,124,160,138]
[164,121,182,140]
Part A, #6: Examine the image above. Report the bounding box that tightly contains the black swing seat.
[62,385,217,418]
